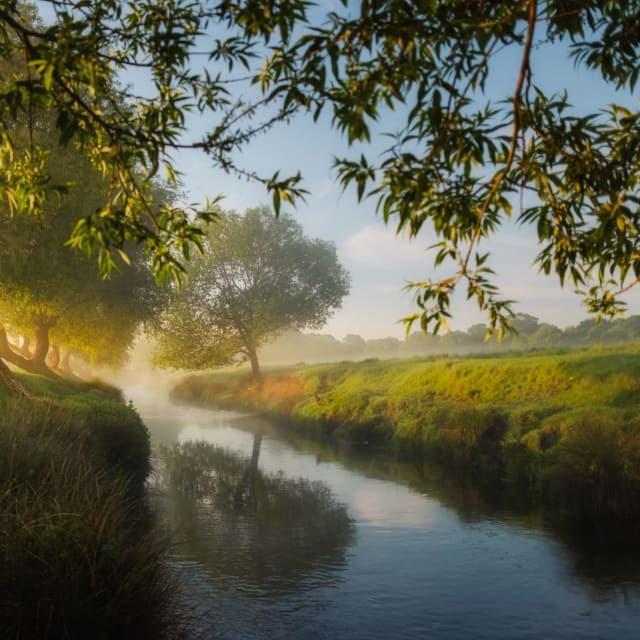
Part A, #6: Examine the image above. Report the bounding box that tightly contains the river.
[128,386,640,640]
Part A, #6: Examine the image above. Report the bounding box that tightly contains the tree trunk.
[0,326,57,378]
[32,321,51,369]
[47,344,61,369]
[247,344,262,384]
[0,327,32,371]
[0,357,36,400]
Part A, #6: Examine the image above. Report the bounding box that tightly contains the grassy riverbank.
[0,374,184,639]
[171,346,640,522]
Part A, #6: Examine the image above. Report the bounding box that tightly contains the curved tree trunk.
[0,357,36,400]
[0,326,57,378]
[0,327,32,370]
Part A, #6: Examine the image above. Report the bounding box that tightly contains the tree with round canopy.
[153,206,350,381]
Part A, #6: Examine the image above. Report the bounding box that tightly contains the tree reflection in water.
[156,435,355,596]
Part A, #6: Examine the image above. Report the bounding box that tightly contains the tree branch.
[460,0,537,276]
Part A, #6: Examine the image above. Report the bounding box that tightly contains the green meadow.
[171,346,640,521]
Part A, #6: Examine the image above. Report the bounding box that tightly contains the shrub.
[545,416,640,518]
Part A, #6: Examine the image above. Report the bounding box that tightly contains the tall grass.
[171,347,640,520]
[0,379,187,639]
[544,415,640,518]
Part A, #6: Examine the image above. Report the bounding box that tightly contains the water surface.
[129,387,640,639]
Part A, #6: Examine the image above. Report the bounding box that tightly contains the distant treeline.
[260,314,640,364]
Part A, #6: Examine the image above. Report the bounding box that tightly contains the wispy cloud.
[343,223,428,269]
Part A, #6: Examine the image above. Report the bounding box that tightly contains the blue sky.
[169,33,640,339]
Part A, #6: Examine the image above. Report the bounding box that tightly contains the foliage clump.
[3,2,640,333]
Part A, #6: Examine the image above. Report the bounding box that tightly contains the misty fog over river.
[127,386,640,640]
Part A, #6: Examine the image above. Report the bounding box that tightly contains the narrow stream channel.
[129,386,640,640]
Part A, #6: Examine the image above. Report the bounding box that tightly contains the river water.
[129,387,640,640]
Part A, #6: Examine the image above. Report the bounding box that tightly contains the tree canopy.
[153,206,350,380]
[1,1,640,332]
[0,113,167,375]
[0,0,309,282]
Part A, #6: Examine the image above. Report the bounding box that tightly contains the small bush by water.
[170,347,640,521]
[0,376,186,639]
